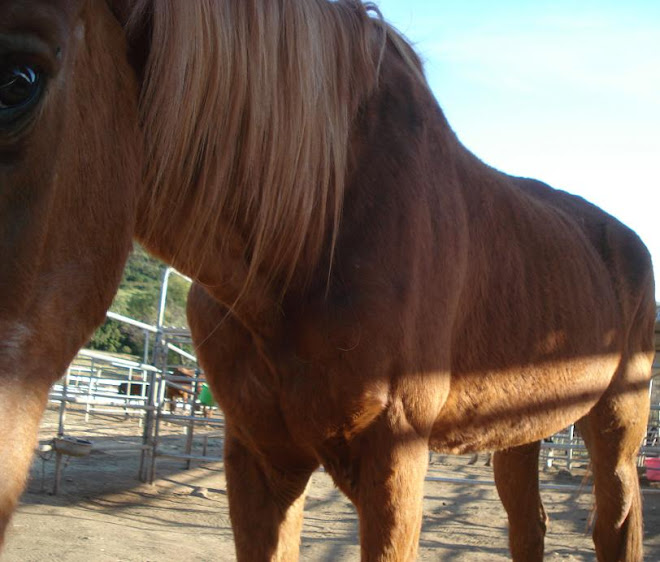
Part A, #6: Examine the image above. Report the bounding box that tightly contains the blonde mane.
[125,0,407,296]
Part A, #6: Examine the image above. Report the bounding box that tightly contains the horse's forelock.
[124,0,401,297]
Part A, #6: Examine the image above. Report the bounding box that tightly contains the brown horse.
[0,1,655,561]
[164,367,198,413]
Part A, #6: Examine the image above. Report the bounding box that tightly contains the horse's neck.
[124,1,387,329]
[135,216,281,342]
[126,1,450,337]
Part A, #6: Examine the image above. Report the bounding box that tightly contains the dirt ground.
[3,406,660,561]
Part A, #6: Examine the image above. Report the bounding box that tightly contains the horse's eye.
[0,65,43,123]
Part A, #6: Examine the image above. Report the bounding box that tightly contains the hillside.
[88,244,191,356]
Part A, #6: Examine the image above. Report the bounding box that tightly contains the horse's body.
[0,1,655,561]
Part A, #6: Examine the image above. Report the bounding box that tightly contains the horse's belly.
[430,354,620,454]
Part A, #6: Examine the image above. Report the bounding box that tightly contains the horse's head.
[0,0,139,541]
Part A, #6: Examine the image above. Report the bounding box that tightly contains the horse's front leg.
[224,424,317,562]
[330,399,430,562]
[0,375,50,546]
[187,283,318,561]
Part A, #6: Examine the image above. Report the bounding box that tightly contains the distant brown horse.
[164,367,198,413]
[0,2,655,562]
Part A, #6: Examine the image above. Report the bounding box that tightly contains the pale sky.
[375,0,660,301]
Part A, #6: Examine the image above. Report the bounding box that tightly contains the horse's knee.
[591,459,643,562]
[224,431,315,562]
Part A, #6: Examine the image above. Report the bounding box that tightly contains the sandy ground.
[3,406,659,561]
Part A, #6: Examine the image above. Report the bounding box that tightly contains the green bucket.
[199,384,216,407]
